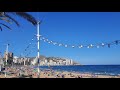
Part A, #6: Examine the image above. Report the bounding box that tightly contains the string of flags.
[21,33,120,57]
[22,35,37,57]
[40,35,120,49]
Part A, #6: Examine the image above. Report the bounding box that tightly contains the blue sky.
[0,12,120,65]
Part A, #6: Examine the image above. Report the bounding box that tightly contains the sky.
[0,12,120,65]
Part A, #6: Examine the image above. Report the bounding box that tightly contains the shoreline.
[0,66,120,78]
[34,66,120,77]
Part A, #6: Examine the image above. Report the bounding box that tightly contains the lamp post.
[37,21,40,78]
[5,44,9,66]
[4,44,9,78]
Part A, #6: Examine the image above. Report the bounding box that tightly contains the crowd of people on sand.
[0,65,120,78]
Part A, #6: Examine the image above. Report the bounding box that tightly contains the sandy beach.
[0,66,120,78]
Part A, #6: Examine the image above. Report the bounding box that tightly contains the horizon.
[0,12,120,65]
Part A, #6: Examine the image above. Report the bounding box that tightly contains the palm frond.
[0,26,2,31]
[0,17,11,23]
[8,12,37,26]
[0,23,11,30]
[0,12,37,31]
[4,13,20,26]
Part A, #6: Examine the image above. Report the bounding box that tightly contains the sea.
[34,65,120,76]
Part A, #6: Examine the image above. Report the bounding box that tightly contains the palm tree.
[0,12,37,31]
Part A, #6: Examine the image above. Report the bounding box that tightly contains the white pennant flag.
[72,46,75,48]
[97,46,99,48]
[59,44,62,46]
[65,45,68,47]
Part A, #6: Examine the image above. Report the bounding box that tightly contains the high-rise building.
[4,52,13,64]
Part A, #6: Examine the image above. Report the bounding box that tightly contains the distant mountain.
[40,55,46,60]
[39,55,80,65]
[20,55,80,65]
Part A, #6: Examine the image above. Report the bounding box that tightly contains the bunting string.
[20,34,120,58]
[22,34,37,57]
[40,35,120,48]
